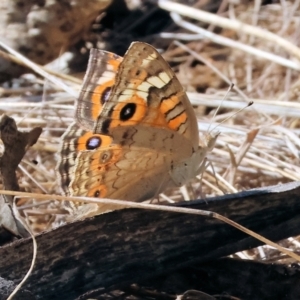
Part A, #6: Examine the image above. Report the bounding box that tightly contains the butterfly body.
[57,42,217,212]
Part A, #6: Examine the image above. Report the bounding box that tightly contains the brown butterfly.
[57,42,217,214]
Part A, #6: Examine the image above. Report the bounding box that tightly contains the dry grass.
[0,0,300,262]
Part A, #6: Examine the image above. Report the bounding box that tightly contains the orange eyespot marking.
[87,185,107,198]
[110,95,147,128]
[89,147,122,171]
[160,95,180,115]
[129,68,148,87]
[91,79,115,120]
[168,112,188,131]
[76,132,113,151]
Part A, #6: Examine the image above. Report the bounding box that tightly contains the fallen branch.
[0,181,300,299]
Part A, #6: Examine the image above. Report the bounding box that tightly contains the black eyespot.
[86,136,102,150]
[101,87,111,104]
[94,190,101,197]
[120,103,136,121]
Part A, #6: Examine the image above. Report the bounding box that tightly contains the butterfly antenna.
[211,101,254,133]
[207,83,234,133]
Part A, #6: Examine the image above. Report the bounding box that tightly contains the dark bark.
[0,181,300,299]
[0,276,36,300]
[123,258,300,300]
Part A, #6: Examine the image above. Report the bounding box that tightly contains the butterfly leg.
[150,171,171,204]
[197,157,208,201]
[196,159,226,200]
[204,159,227,195]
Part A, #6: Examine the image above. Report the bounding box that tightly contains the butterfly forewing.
[76,50,123,131]
[93,42,199,149]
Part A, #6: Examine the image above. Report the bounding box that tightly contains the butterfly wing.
[59,51,123,191]
[58,123,192,200]
[76,50,122,130]
[58,42,214,204]
[58,122,83,195]
[93,42,200,150]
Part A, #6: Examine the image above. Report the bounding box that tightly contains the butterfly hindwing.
[58,122,84,195]
[59,122,193,199]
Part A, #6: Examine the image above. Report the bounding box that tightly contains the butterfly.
[57,42,218,214]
